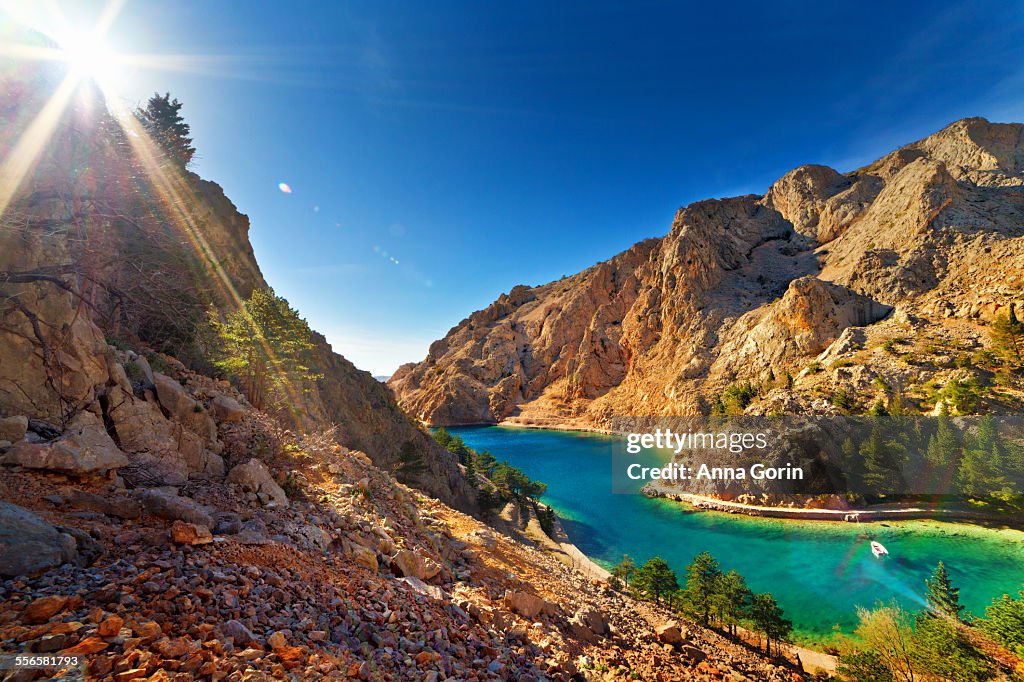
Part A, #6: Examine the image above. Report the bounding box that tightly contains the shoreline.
[642,484,1024,528]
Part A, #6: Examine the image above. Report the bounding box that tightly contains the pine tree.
[957,416,1008,498]
[715,569,752,637]
[990,303,1023,367]
[633,557,679,604]
[924,561,963,620]
[749,592,792,656]
[682,551,722,624]
[209,288,321,411]
[611,555,636,586]
[136,92,196,166]
[860,422,907,495]
[924,413,961,494]
[980,589,1024,657]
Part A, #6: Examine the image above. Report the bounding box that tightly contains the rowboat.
[871,541,889,558]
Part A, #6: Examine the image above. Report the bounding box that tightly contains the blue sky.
[13,1,1024,374]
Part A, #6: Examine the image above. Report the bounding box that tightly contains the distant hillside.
[391,118,1024,426]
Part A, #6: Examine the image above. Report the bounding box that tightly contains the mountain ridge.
[390,117,1024,426]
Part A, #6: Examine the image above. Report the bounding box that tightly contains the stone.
[60,636,108,655]
[348,544,378,572]
[400,576,445,600]
[0,501,78,577]
[655,622,683,646]
[2,411,128,474]
[0,415,27,442]
[392,549,440,581]
[227,458,288,507]
[681,645,706,662]
[569,607,610,638]
[211,394,246,423]
[21,595,69,624]
[66,489,141,519]
[137,489,214,529]
[220,619,257,647]
[503,590,556,619]
[97,615,124,638]
[170,520,214,545]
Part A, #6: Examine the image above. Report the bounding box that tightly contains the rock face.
[0,501,78,577]
[392,117,1024,425]
[0,58,475,513]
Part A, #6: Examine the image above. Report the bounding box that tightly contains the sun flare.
[57,28,122,87]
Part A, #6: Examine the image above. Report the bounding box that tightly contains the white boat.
[871,541,889,558]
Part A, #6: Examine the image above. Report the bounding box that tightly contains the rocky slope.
[0,40,474,511]
[391,117,1024,426]
[0,349,807,681]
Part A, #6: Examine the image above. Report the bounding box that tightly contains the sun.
[57,27,122,88]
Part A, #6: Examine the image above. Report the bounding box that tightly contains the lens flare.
[278,182,292,193]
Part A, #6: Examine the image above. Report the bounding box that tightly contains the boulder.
[392,548,441,581]
[227,458,288,507]
[681,645,706,662]
[503,590,556,619]
[569,607,610,640]
[153,373,217,442]
[0,501,78,577]
[137,489,214,529]
[211,394,246,423]
[400,576,445,600]
[655,622,684,645]
[2,412,128,474]
[220,619,257,647]
[347,544,378,572]
[0,415,27,442]
[170,520,214,545]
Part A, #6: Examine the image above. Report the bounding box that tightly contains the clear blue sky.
[15,1,1024,375]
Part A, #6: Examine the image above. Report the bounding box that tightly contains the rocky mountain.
[0,45,475,511]
[390,118,1024,426]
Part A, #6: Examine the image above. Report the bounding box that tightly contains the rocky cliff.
[391,117,1024,426]
[0,46,475,511]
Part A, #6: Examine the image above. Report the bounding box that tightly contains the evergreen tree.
[611,555,636,586]
[990,304,1023,367]
[136,92,196,166]
[714,569,752,637]
[209,288,321,411]
[924,411,961,493]
[910,615,994,681]
[980,589,1024,657]
[924,561,964,621]
[749,592,792,656]
[394,440,428,481]
[958,416,1008,498]
[682,551,722,625]
[633,557,679,604]
[860,422,907,495]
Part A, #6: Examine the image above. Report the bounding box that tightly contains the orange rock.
[21,595,69,624]
[61,635,109,655]
[114,669,147,681]
[97,614,124,638]
[134,620,163,640]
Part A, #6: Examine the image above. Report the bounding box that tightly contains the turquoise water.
[449,425,1024,644]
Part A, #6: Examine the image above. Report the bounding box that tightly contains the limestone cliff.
[0,53,475,510]
[391,117,1024,425]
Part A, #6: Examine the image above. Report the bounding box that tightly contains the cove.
[449,425,1024,645]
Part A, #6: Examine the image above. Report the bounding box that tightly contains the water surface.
[449,425,1024,644]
